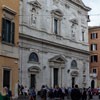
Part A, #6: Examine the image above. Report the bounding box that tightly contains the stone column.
[59,67,61,87]
[51,68,54,88]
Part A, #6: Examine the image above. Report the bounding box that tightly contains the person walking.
[88,88,93,100]
[71,84,81,100]
[53,85,62,100]
[29,87,36,100]
[82,88,87,100]
[40,85,47,100]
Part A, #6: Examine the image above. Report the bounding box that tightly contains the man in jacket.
[71,84,81,100]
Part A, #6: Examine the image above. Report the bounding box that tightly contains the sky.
[82,0,100,26]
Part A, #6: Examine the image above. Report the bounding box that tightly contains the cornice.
[89,26,100,31]
[19,33,90,55]
[2,5,17,15]
[69,0,91,11]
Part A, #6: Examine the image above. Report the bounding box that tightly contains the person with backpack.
[40,85,47,100]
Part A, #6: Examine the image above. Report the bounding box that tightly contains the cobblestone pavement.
[15,95,100,100]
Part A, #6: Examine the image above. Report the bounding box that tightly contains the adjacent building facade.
[0,0,19,95]
[89,26,100,88]
[19,0,91,90]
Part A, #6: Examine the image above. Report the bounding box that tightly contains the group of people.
[18,84,94,100]
[38,84,91,100]
[38,84,94,100]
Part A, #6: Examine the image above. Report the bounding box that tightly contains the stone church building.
[19,0,91,90]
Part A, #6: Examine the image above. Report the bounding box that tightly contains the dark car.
[91,88,98,95]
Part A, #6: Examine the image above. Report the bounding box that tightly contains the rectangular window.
[91,33,98,39]
[82,31,85,41]
[91,55,98,62]
[3,69,10,89]
[93,69,96,73]
[54,68,58,87]
[54,18,58,34]
[30,74,36,88]
[2,18,15,44]
[90,44,97,51]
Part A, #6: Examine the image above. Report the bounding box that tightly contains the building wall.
[0,56,18,95]
[19,39,90,90]
[89,27,100,88]
[0,0,19,95]
[19,0,90,90]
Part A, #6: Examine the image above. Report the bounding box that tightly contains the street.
[17,95,100,100]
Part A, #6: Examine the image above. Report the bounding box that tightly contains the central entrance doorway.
[3,69,10,89]
[30,74,36,88]
[72,77,75,88]
[91,80,95,88]
[54,68,59,87]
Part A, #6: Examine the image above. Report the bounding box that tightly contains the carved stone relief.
[69,12,78,39]
[28,0,41,27]
[71,23,77,39]
[31,8,37,26]
[53,0,60,5]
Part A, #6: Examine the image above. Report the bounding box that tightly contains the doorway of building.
[30,74,36,88]
[72,77,75,88]
[54,68,59,87]
[3,69,10,89]
[91,80,95,88]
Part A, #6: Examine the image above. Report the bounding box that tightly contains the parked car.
[91,88,98,95]
[97,88,100,94]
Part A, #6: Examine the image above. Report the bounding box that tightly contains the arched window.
[71,60,77,68]
[29,52,39,62]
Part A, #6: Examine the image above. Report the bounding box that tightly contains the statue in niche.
[71,23,77,38]
[31,8,37,26]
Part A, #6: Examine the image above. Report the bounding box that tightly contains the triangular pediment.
[49,55,66,63]
[28,0,41,8]
[70,0,91,11]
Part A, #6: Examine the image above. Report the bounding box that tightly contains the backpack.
[40,89,47,98]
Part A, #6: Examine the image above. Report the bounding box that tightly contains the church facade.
[19,0,91,90]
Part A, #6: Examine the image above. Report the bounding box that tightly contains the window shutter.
[96,44,97,50]
[11,22,15,44]
[2,18,6,41]
[91,34,92,39]
[90,44,92,51]
[96,33,98,38]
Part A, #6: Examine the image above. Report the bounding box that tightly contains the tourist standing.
[71,84,81,100]
[82,88,87,100]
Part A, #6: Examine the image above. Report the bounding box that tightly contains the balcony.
[90,73,97,78]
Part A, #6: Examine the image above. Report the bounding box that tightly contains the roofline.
[89,26,100,30]
[69,0,91,11]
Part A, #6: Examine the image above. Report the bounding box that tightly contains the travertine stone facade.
[19,0,91,90]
